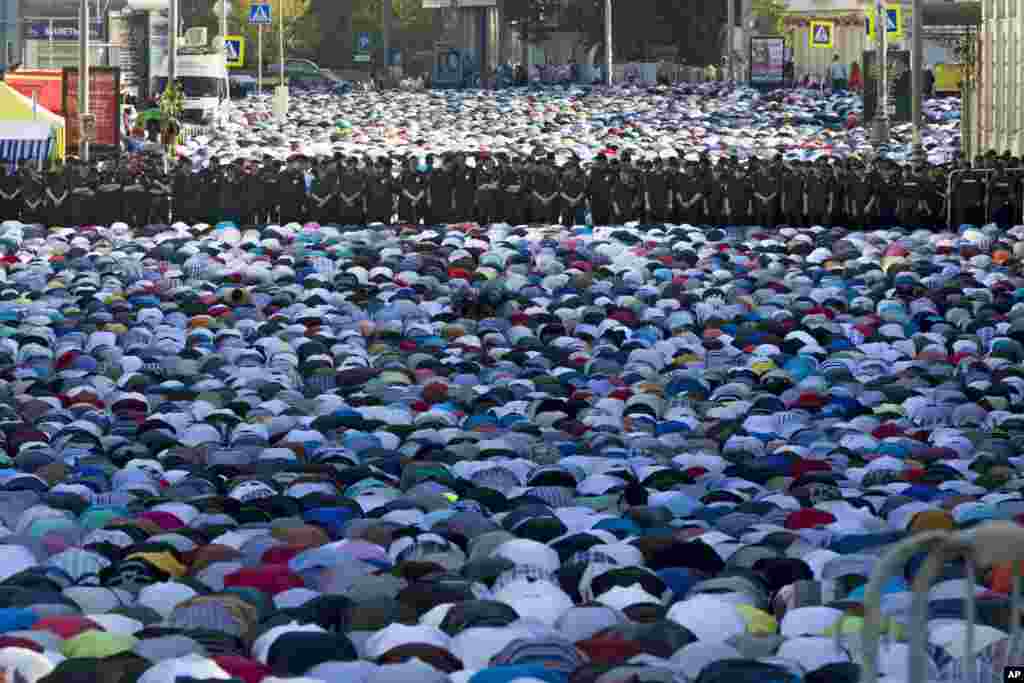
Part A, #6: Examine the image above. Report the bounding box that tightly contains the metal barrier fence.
[946,167,1024,228]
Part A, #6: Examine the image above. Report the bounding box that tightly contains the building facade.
[975,0,1023,155]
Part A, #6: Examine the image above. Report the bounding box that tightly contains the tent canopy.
[0,81,65,161]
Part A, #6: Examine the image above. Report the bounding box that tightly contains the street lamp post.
[726,0,735,83]
[604,0,612,86]
[79,0,90,162]
[168,0,177,85]
[910,0,924,164]
[871,0,890,148]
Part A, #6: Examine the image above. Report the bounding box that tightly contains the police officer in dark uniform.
[278,156,306,225]
[20,166,44,225]
[337,157,365,225]
[364,157,393,225]
[308,158,333,224]
[97,163,123,227]
[148,160,172,225]
[777,162,799,226]
[587,155,612,227]
[643,157,672,224]
[398,156,426,224]
[44,163,69,227]
[258,159,280,224]
[452,152,477,223]
[530,153,559,224]
[198,157,222,226]
[753,161,780,226]
[427,154,454,225]
[559,158,587,226]
[475,154,500,225]
[123,163,148,227]
[674,159,702,226]
[874,159,900,226]
[501,156,526,226]
[0,163,20,222]
[725,161,750,225]
[69,162,95,227]
[803,161,830,226]
[610,160,636,224]
[988,163,1018,227]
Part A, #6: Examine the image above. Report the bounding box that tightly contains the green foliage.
[752,0,787,35]
[158,78,185,126]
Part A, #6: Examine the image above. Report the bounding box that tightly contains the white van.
[152,49,228,124]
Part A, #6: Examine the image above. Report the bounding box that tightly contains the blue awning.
[0,138,52,164]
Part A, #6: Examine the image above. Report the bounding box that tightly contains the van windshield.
[155,76,223,99]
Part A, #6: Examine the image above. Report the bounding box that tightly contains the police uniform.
[610,162,637,224]
[97,168,123,227]
[988,167,1018,227]
[0,165,20,222]
[530,157,559,224]
[475,158,500,225]
[781,164,804,226]
[501,160,526,226]
[675,162,704,226]
[427,157,454,225]
[124,168,148,227]
[366,159,395,225]
[803,164,829,226]
[643,159,672,224]
[20,170,44,225]
[753,165,779,226]
[337,158,366,225]
[452,155,477,222]
[44,167,69,227]
[279,159,307,224]
[149,165,172,225]
[308,162,333,224]
[398,160,426,224]
[559,162,587,227]
[587,158,612,226]
[69,167,96,227]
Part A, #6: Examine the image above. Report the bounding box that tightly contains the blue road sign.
[249,3,272,24]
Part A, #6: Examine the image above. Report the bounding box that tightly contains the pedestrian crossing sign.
[248,3,272,24]
[224,35,245,68]
[809,20,834,49]
[866,5,904,40]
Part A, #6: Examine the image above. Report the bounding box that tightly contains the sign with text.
[63,67,121,151]
[750,36,785,86]
[23,19,105,42]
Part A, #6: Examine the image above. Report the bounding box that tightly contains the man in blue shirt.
[829,55,848,91]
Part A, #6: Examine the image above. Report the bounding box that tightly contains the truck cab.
[152,48,228,124]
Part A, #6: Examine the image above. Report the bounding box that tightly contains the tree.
[751,0,787,35]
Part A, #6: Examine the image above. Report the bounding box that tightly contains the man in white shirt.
[829,55,848,91]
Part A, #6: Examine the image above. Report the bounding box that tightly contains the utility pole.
[222,0,229,101]
[604,0,612,86]
[381,0,391,86]
[168,0,177,84]
[726,0,735,83]
[910,0,924,164]
[871,0,890,148]
[79,0,90,162]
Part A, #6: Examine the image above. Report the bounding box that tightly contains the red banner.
[5,70,65,116]
[63,67,121,151]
